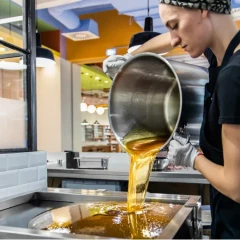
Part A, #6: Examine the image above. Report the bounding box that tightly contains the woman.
[103,1,240,238]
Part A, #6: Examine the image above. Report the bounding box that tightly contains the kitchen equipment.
[109,53,208,150]
[0,189,202,239]
[29,201,183,238]
[65,151,79,169]
[152,148,169,171]
[152,157,169,171]
[74,157,109,169]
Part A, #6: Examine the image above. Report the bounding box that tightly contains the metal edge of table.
[0,189,201,239]
[47,168,209,184]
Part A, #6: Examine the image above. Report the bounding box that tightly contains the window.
[0,0,36,152]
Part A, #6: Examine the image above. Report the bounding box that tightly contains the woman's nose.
[171,36,181,48]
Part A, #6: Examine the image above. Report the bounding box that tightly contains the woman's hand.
[102,53,132,79]
[167,134,200,168]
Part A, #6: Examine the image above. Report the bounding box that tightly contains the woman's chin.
[189,51,202,59]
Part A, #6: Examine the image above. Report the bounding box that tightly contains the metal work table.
[0,188,202,239]
[47,166,209,184]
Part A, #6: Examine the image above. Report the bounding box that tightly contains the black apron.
[200,31,240,239]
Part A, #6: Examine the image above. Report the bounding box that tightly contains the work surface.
[0,188,202,239]
[47,152,209,184]
[48,165,209,184]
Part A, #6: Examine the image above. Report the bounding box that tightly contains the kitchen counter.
[48,165,209,184]
[47,152,209,185]
[0,188,202,239]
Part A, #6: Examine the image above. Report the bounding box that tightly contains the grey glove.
[102,53,132,79]
[167,134,199,168]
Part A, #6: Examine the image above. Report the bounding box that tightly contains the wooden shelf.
[82,124,123,152]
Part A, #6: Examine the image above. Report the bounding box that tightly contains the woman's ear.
[201,10,209,19]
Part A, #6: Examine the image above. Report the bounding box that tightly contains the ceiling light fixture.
[36,32,55,68]
[81,119,89,125]
[0,60,27,71]
[88,104,96,114]
[0,16,23,25]
[128,0,168,55]
[96,107,104,115]
[93,120,100,125]
[80,102,88,112]
[128,31,160,54]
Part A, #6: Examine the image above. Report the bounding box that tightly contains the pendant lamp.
[93,120,100,125]
[0,60,27,71]
[128,31,160,53]
[81,119,89,125]
[128,0,167,55]
[88,104,96,114]
[96,107,105,115]
[36,32,56,68]
[80,102,88,112]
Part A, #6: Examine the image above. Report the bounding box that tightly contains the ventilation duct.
[61,19,99,41]
[48,0,83,29]
[48,0,111,41]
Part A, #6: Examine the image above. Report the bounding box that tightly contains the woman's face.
[159,4,212,58]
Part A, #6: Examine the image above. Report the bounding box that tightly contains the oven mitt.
[167,133,199,168]
[102,53,132,79]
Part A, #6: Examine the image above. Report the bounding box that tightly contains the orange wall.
[40,16,240,64]
[236,20,240,29]
[41,30,60,53]
[66,10,142,64]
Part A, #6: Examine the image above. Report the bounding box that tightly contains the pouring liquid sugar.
[45,131,181,239]
[107,53,208,214]
[45,202,182,238]
[39,54,209,238]
[124,136,168,211]
[44,128,180,239]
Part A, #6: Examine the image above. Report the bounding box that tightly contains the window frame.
[0,0,36,153]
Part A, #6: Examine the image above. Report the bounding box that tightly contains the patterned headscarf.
[159,0,231,14]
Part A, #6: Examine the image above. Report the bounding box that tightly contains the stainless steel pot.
[109,53,209,149]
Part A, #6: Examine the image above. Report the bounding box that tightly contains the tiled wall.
[0,151,47,200]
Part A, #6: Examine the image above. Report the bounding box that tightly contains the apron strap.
[222,31,240,66]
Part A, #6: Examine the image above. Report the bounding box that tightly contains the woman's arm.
[131,32,173,56]
[195,124,240,203]
[103,32,174,78]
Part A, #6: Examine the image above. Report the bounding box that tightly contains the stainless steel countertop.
[47,166,209,184]
[0,188,202,239]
